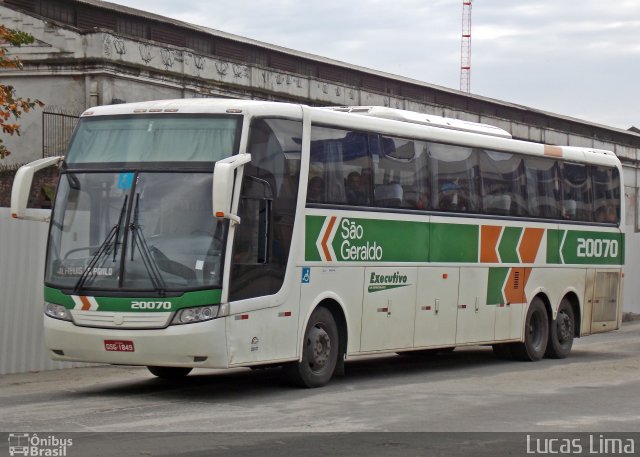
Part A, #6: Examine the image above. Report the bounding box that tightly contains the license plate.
[104,340,135,352]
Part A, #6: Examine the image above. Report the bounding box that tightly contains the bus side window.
[428,142,480,213]
[478,149,526,217]
[524,157,561,219]
[371,136,418,209]
[593,165,620,224]
[308,127,372,206]
[560,162,592,221]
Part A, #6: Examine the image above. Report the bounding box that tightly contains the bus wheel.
[511,297,549,361]
[545,298,575,359]
[147,366,193,379]
[286,307,339,388]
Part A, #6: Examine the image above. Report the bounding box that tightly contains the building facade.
[1,0,639,317]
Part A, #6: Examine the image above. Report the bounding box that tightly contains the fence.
[42,109,79,158]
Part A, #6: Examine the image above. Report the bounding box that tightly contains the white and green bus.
[11,99,624,387]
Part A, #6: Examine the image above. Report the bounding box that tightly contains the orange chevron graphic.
[321,216,337,261]
[519,228,544,263]
[482,225,545,264]
[480,225,501,263]
[502,267,533,304]
[79,295,92,311]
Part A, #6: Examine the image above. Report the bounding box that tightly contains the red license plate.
[104,340,135,352]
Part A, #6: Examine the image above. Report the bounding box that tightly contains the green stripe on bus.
[560,230,624,265]
[305,215,325,261]
[305,216,623,265]
[487,267,509,305]
[429,223,478,263]
[498,227,522,263]
[44,286,222,311]
[332,218,428,262]
[546,229,562,264]
[547,230,624,265]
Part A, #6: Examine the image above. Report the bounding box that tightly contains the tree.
[0,24,44,159]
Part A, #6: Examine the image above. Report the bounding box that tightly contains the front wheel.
[285,307,339,388]
[147,366,193,379]
[511,297,549,361]
[545,298,575,359]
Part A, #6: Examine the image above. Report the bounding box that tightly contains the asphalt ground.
[2,321,639,456]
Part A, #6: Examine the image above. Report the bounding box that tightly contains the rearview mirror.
[11,156,63,222]
[212,154,251,225]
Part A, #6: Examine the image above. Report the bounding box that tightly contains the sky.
[106,0,640,131]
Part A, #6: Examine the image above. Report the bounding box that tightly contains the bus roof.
[80,98,620,168]
[325,106,513,139]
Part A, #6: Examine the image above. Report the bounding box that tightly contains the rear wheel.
[545,298,575,359]
[511,297,549,361]
[147,366,193,379]
[285,307,339,388]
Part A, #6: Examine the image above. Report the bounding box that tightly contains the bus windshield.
[66,115,240,164]
[46,171,227,294]
[45,113,241,294]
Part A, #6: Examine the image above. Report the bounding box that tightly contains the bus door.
[226,117,302,364]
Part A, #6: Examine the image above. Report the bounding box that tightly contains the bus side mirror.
[212,154,251,225]
[11,156,63,222]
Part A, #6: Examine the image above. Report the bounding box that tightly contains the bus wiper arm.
[73,195,128,293]
[129,193,167,295]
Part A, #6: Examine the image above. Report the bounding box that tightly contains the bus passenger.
[307,176,325,203]
[346,171,368,205]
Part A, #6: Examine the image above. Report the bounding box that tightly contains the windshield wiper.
[129,192,167,295]
[73,195,128,293]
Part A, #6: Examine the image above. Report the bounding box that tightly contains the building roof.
[3,0,640,148]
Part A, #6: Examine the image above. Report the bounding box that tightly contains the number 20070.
[131,301,171,310]
[576,238,618,258]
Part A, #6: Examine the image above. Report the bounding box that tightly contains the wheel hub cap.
[307,325,331,371]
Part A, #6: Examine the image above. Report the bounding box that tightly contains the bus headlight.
[171,305,220,325]
[44,302,72,321]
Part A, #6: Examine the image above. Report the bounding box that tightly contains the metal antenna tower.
[460,0,472,92]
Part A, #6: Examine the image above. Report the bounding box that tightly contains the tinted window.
[479,150,527,216]
[308,126,373,206]
[593,166,620,223]
[428,143,480,213]
[371,136,420,208]
[524,157,561,219]
[561,162,592,221]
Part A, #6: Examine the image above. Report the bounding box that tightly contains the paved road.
[1,322,639,455]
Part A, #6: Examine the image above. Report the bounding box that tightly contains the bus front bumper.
[44,315,229,368]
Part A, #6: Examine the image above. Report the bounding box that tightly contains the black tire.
[147,366,193,379]
[545,298,575,359]
[285,307,339,388]
[511,297,549,361]
[492,343,514,360]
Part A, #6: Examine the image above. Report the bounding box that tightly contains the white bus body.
[12,99,624,387]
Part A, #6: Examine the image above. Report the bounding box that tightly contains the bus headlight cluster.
[171,305,220,325]
[44,302,72,321]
